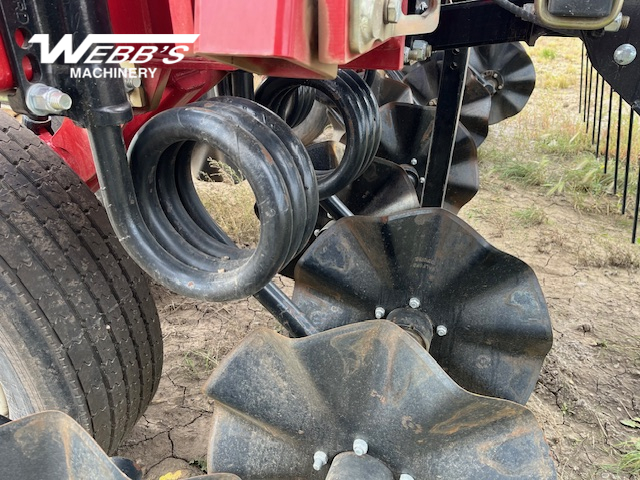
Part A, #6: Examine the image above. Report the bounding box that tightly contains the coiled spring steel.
[256,70,381,199]
[128,98,318,302]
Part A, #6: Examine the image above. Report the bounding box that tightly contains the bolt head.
[416,1,428,14]
[409,297,421,309]
[410,158,418,166]
[614,43,636,66]
[408,40,430,62]
[436,325,448,336]
[313,451,328,471]
[374,307,386,319]
[26,84,72,116]
[419,177,425,184]
[385,0,401,23]
[353,438,369,456]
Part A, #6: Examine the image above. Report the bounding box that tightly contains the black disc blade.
[206,321,556,479]
[337,158,420,216]
[376,102,478,213]
[469,42,536,124]
[402,54,491,146]
[293,208,553,404]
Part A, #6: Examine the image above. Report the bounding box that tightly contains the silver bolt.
[26,84,72,116]
[400,475,415,480]
[436,325,448,336]
[353,438,368,456]
[385,0,401,23]
[492,72,499,78]
[407,40,431,62]
[410,158,418,166]
[374,307,386,319]
[419,177,425,184]
[313,451,328,471]
[614,44,636,66]
[314,229,321,237]
[409,297,421,309]
[415,1,428,14]
[124,75,142,92]
[497,85,503,90]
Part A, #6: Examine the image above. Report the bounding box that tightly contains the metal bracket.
[350,0,441,54]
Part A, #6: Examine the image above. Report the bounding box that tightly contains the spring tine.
[586,65,593,132]
[622,107,634,214]
[579,44,584,114]
[614,94,623,194]
[591,73,600,143]
[604,84,613,173]
[595,77,605,156]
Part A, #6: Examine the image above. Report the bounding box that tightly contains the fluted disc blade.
[469,42,536,124]
[376,102,479,213]
[368,72,415,106]
[403,54,491,146]
[206,321,556,479]
[293,209,553,404]
[337,158,420,216]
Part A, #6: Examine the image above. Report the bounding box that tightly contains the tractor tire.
[0,112,163,454]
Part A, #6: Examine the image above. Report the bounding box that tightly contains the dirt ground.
[118,40,640,479]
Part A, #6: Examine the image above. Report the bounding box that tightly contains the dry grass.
[193,160,260,247]
[576,236,640,269]
[479,37,640,223]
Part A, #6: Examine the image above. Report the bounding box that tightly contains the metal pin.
[592,72,600,143]
[622,107,634,214]
[614,94,623,194]
[604,84,613,173]
[595,76,605,152]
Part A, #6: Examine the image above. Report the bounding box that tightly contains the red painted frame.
[0,0,406,191]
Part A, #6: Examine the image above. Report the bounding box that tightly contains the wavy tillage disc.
[376,102,479,213]
[402,54,491,146]
[368,72,415,106]
[469,42,536,125]
[337,158,420,216]
[206,321,556,479]
[292,208,553,404]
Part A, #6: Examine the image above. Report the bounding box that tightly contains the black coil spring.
[256,70,381,199]
[128,98,318,301]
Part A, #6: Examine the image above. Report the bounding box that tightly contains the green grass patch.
[602,438,640,475]
[540,48,556,60]
[513,206,547,227]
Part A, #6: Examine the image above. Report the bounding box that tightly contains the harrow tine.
[614,94,623,195]
[583,56,590,121]
[604,83,613,173]
[633,161,640,243]
[595,76,605,152]
[586,65,593,132]
[579,44,584,114]
[622,107,634,215]
[591,72,600,144]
